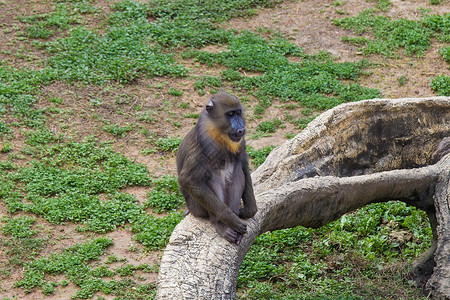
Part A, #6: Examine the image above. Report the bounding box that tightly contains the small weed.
[256,118,283,134]
[439,46,450,63]
[183,113,199,118]
[285,113,317,129]
[376,0,392,12]
[136,110,157,123]
[168,87,183,96]
[397,75,408,86]
[102,123,134,137]
[193,76,223,95]
[1,141,12,153]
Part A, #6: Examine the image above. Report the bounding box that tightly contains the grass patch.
[44,25,187,84]
[146,175,184,213]
[247,145,277,168]
[14,237,115,297]
[334,10,450,57]
[1,215,38,238]
[256,118,283,134]
[187,31,380,113]
[102,123,134,137]
[439,46,450,63]
[237,201,432,299]
[1,135,181,247]
[146,0,280,47]
[132,212,183,250]
[154,136,183,152]
[431,75,450,96]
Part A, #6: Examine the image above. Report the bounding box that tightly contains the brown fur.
[176,91,257,244]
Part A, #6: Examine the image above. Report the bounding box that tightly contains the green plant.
[431,75,450,96]
[14,237,114,297]
[1,141,12,153]
[43,4,187,84]
[102,123,134,137]
[132,212,183,250]
[246,145,276,168]
[256,118,283,133]
[238,201,431,299]
[188,31,379,112]
[439,46,450,63]
[154,136,183,152]
[168,87,183,96]
[193,76,223,95]
[1,216,38,238]
[146,175,184,212]
[335,10,450,57]
[397,75,408,86]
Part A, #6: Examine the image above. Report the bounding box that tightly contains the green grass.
[14,237,116,297]
[154,136,183,152]
[334,10,434,57]
[102,123,134,137]
[431,75,450,96]
[334,10,450,94]
[146,175,184,212]
[247,145,277,168]
[334,10,450,57]
[1,215,39,239]
[237,201,431,299]
[256,118,283,134]
[187,31,380,113]
[439,46,450,63]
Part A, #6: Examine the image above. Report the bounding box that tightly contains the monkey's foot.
[223,228,244,244]
[215,223,243,244]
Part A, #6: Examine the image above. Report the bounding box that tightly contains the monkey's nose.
[236,128,245,137]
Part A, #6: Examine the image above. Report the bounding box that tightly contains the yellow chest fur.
[206,124,241,154]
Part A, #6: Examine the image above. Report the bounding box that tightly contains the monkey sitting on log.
[176,91,257,244]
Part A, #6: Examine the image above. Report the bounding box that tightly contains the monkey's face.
[226,109,245,142]
[205,92,247,150]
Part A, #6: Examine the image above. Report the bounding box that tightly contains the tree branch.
[157,97,450,299]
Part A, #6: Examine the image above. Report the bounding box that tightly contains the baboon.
[176,91,257,244]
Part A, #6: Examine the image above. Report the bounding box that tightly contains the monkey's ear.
[206,99,214,113]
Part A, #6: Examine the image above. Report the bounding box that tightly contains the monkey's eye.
[227,110,241,117]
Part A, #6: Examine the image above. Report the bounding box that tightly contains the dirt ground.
[1,0,450,299]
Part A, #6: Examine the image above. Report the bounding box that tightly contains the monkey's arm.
[239,158,257,219]
[178,169,248,234]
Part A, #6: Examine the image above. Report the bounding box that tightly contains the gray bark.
[156,97,450,299]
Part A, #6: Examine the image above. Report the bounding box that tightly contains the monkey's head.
[204,92,246,153]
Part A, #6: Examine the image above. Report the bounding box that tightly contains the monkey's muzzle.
[229,129,245,142]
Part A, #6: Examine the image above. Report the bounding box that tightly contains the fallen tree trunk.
[157,97,450,299]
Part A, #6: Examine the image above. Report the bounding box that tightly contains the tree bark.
[156,97,450,300]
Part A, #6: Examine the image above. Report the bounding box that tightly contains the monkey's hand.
[239,206,257,219]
